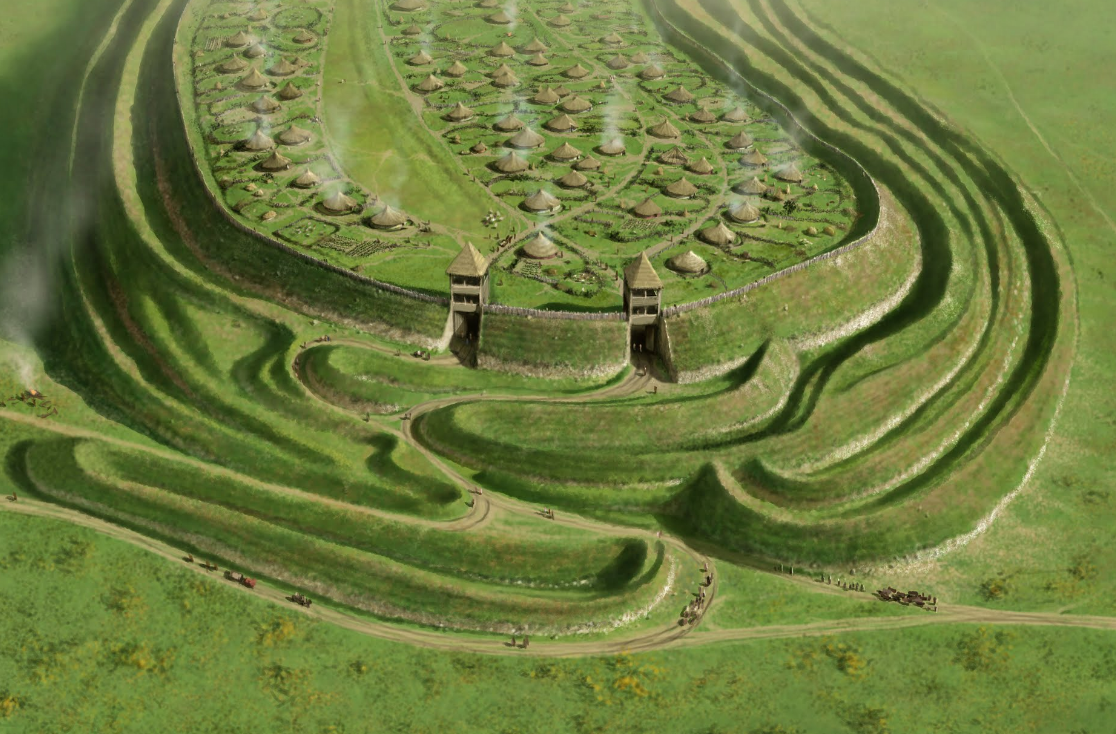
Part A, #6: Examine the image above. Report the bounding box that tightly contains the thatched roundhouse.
[574,155,601,171]
[522,37,549,53]
[549,142,582,161]
[268,58,299,77]
[660,147,689,165]
[563,63,591,79]
[530,86,560,104]
[606,55,629,70]
[292,169,320,188]
[408,50,433,66]
[632,197,662,218]
[545,113,578,133]
[687,157,714,175]
[521,232,559,259]
[775,163,803,183]
[556,170,588,188]
[735,176,767,195]
[277,82,303,100]
[238,68,269,90]
[226,31,253,48]
[244,43,266,59]
[740,150,768,167]
[444,60,468,77]
[648,119,681,139]
[392,0,426,11]
[664,177,698,199]
[250,95,281,114]
[663,86,694,104]
[486,10,513,24]
[522,189,562,214]
[727,201,761,223]
[492,151,530,172]
[321,191,358,213]
[639,64,665,81]
[242,129,275,151]
[494,114,525,132]
[726,130,754,150]
[690,108,716,124]
[561,95,592,113]
[217,56,249,73]
[666,250,709,274]
[260,151,292,171]
[369,205,409,230]
[293,29,317,44]
[507,128,545,148]
[699,221,736,246]
[278,125,312,146]
[489,41,515,57]
[598,138,626,156]
[549,14,572,27]
[445,102,476,122]
[415,74,445,93]
[527,53,549,67]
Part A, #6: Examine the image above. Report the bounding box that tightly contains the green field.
[1,0,1113,729]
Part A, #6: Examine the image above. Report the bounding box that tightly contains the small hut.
[250,96,281,114]
[369,205,409,230]
[268,58,299,77]
[740,150,768,167]
[321,191,358,213]
[648,119,681,139]
[600,32,624,45]
[415,74,445,93]
[506,128,544,148]
[260,151,292,171]
[632,197,662,218]
[574,155,601,171]
[444,60,468,77]
[494,114,525,132]
[699,221,737,246]
[530,86,560,104]
[226,31,253,48]
[217,56,249,73]
[549,142,582,161]
[527,53,549,67]
[392,0,427,10]
[775,163,803,183]
[722,106,749,123]
[558,1,576,12]
[598,138,626,156]
[402,23,422,36]
[727,201,760,223]
[726,130,754,150]
[606,55,629,71]
[492,151,530,172]
[292,169,320,188]
[664,177,698,199]
[563,63,591,79]
[471,141,489,155]
[242,129,275,151]
[486,10,513,24]
[520,232,560,259]
[248,8,268,22]
[277,82,303,100]
[489,63,515,78]
[630,51,650,64]
[735,176,768,195]
[522,189,562,214]
[445,102,476,122]
[687,157,714,175]
[489,41,515,57]
[522,37,549,53]
[545,113,578,133]
[660,146,689,165]
[549,14,572,27]
[561,95,592,113]
[666,250,709,275]
[244,43,266,59]
[639,64,665,81]
[408,50,433,66]
[492,71,519,88]
[238,68,269,90]
[556,170,588,188]
[293,29,317,44]
[690,108,716,124]
[278,125,313,145]
[553,85,572,97]
[663,86,694,104]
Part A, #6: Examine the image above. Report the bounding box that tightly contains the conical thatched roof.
[664,176,699,198]
[248,8,268,22]
[775,163,803,182]
[553,85,572,97]
[471,141,488,154]
[522,188,562,213]
[727,201,760,223]
[521,232,559,258]
[726,130,753,150]
[408,50,433,66]
[369,205,408,229]
[250,95,280,114]
[493,113,525,132]
[600,32,624,45]
[239,68,269,89]
[549,14,572,27]
[606,54,629,70]
[688,157,714,175]
[278,125,312,145]
[740,149,768,167]
[667,250,708,274]
[277,81,303,100]
[559,1,576,11]
[479,0,500,7]
[639,64,665,80]
[415,74,445,92]
[530,86,560,104]
[490,41,515,57]
[446,101,475,122]
[244,43,266,59]
[563,63,590,79]
[545,113,578,132]
[722,106,749,123]
[292,168,320,188]
[648,118,681,139]
[735,176,767,195]
[260,151,292,171]
[630,51,650,64]
[492,151,530,172]
[624,252,662,288]
[243,129,274,151]
[700,221,736,245]
[492,71,518,88]
[226,31,253,48]
[444,60,468,77]
[447,242,488,276]
[268,58,298,76]
[522,37,549,53]
[556,169,588,188]
[489,62,514,77]
[322,191,358,213]
[766,186,787,202]
[573,155,601,170]
[217,56,250,73]
[598,138,626,156]
[293,29,317,44]
[392,0,426,10]
[561,95,592,113]
[664,85,694,104]
[549,142,582,161]
[690,108,716,124]
[631,197,662,218]
[402,23,423,36]
[527,53,549,66]
[660,146,689,165]
[487,10,513,24]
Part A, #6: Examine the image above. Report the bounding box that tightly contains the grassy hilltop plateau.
[0,0,1114,731]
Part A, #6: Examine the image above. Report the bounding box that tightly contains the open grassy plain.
[0,0,1113,729]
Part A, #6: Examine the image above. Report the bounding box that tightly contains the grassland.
[0,0,1112,729]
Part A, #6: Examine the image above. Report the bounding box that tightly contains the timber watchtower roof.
[624,253,662,289]
[447,242,489,277]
